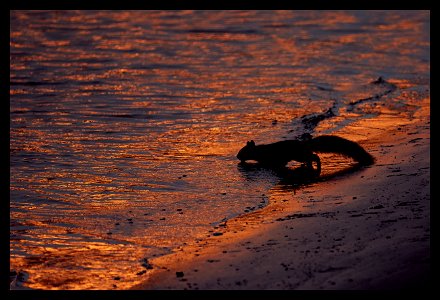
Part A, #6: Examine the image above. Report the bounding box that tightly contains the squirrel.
[236,135,374,174]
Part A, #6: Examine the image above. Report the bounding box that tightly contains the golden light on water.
[10,10,429,289]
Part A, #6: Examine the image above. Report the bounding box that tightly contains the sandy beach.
[10,11,429,290]
[132,97,430,290]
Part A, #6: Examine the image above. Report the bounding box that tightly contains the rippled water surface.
[10,10,429,289]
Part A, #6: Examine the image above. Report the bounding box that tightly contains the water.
[10,10,430,289]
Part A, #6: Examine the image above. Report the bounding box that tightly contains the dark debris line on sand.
[347,77,397,109]
[276,212,336,222]
[299,77,397,134]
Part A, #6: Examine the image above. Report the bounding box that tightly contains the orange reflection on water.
[10,10,429,290]
[11,240,150,290]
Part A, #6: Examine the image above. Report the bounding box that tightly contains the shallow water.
[10,10,429,289]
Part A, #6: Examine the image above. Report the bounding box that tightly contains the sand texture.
[133,101,430,290]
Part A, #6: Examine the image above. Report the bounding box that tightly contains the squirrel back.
[307,135,374,165]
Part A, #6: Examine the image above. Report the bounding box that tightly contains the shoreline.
[134,104,430,290]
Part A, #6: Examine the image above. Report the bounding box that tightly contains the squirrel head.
[237,140,256,162]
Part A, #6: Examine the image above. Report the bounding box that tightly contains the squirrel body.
[237,135,374,173]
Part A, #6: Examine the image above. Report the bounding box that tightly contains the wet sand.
[132,99,430,290]
[10,11,429,290]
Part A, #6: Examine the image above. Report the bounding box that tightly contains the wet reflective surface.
[10,10,429,289]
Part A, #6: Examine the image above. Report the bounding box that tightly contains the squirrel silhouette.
[237,135,374,174]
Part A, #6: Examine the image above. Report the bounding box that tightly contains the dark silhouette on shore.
[237,134,374,176]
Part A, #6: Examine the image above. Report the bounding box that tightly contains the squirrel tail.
[308,135,374,165]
